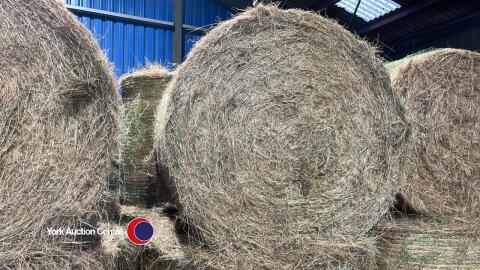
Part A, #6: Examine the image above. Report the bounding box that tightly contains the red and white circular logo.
[126,217,154,245]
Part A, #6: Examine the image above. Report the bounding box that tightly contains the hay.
[0,0,117,269]
[377,218,480,269]
[155,4,407,269]
[115,65,171,207]
[385,48,438,72]
[389,49,480,220]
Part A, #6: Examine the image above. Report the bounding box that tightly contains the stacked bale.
[377,219,480,269]
[389,49,480,219]
[379,49,480,269]
[0,0,117,269]
[155,4,407,270]
[116,66,172,207]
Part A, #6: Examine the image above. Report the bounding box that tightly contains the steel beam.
[65,5,174,29]
[173,0,184,64]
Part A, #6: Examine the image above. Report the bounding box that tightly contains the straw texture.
[389,49,480,220]
[0,1,117,269]
[378,218,480,269]
[155,4,407,270]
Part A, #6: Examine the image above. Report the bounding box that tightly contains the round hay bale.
[389,49,480,220]
[377,218,480,269]
[115,66,172,207]
[155,4,407,269]
[0,0,116,269]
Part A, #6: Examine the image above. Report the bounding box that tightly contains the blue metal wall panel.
[183,0,230,27]
[184,32,202,58]
[65,0,231,76]
[182,0,231,58]
[67,0,174,20]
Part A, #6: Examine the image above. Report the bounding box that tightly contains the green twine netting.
[111,68,170,207]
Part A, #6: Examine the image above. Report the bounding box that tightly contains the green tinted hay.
[115,66,171,207]
[378,218,480,269]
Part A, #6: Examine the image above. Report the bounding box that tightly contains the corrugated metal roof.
[335,0,401,22]
[361,0,478,48]
[214,0,480,59]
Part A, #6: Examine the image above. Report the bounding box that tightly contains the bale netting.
[155,4,408,270]
[0,0,117,269]
[389,48,480,220]
[115,66,172,207]
[377,218,480,269]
